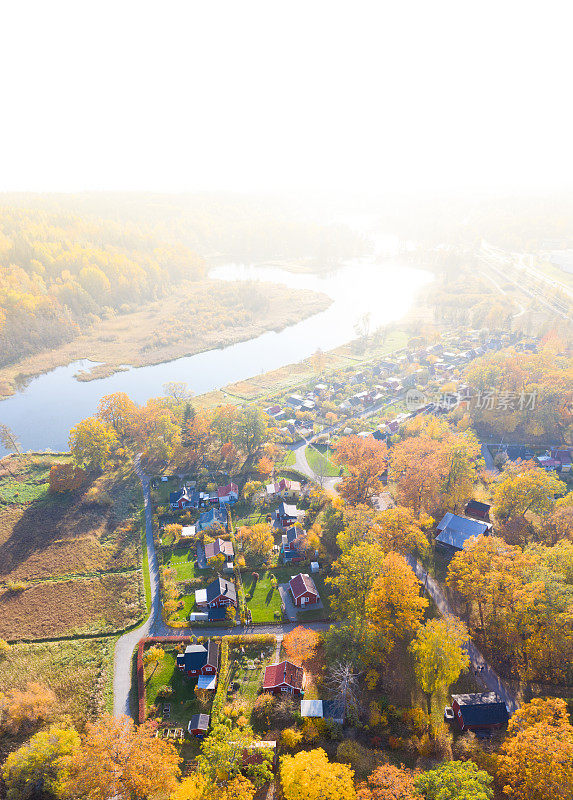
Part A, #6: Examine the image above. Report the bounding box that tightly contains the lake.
[0,259,432,453]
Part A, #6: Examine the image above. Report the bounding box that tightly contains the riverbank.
[0,279,331,399]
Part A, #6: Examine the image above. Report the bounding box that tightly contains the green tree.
[329,541,386,621]
[414,760,493,800]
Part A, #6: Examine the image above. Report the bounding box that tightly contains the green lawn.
[244,571,282,622]
[305,444,343,477]
[228,640,275,706]
[145,649,204,726]
[164,545,199,580]
[281,449,296,467]
[0,477,50,504]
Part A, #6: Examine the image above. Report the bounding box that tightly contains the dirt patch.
[0,572,144,640]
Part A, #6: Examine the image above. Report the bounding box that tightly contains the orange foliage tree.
[334,436,388,504]
[282,626,321,666]
[62,714,181,799]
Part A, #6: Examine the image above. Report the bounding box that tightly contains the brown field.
[0,461,142,582]
[0,637,116,763]
[0,571,144,639]
[0,280,331,397]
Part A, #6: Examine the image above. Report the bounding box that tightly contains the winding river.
[0,259,432,453]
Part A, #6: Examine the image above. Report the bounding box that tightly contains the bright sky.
[1,0,572,195]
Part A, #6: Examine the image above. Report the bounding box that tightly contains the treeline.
[0,206,205,367]
[1,192,368,266]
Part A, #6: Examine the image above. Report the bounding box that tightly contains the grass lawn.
[164,545,200,580]
[305,444,343,477]
[145,649,204,727]
[281,449,296,467]
[228,640,275,708]
[244,571,282,623]
[171,594,197,624]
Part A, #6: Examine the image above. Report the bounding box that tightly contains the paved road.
[113,459,161,716]
[406,556,519,713]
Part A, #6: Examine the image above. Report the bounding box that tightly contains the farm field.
[227,638,275,708]
[0,455,145,639]
[0,571,144,639]
[0,457,142,582]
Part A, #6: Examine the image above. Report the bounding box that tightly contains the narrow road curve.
[406,556,519,713]
[113,459,161,716]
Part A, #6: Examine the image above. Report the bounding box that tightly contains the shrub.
[157,685,173,699]
[251,694,276,732]
[281,727,303,749]
[301,718,319,743]
[336,739,381,778]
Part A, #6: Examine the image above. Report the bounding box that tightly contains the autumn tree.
[371,506,431,558]
[280,747,356,800]
[69,416,117,471]
[499,698,573,800]
[330,541,386,621]
[0,423,21,455]
[282,626,320,666]
[356,764,416,800]
[164,381,193,403]
[414,760,493,800]
[388,435,444,514]
[256,456,273,477]
[62,714,181,799]
[236,406,267,455]
[0,682,56,734]
[236,523,274,562]
[334,435,388,504]
[144,645,165,682]
[493,463,566,526]
[409,617,470,719]
[97,392,138,440]
[2,725,80,800]
[366,552,428,653]
[197,724,272,788]
[48,462,86,493]
[163,523,183,545]
[171,773,210,800]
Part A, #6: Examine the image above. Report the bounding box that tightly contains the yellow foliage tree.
[280,747,356,800]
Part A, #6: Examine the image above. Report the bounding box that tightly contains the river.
[0,259,432,453]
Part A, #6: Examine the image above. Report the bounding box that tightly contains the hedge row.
[211,638,230,723]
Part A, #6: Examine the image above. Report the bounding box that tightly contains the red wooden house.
[289,573,319,607]
[262,660,305,696]
[176,641,219,677]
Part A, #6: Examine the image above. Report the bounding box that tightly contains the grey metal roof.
[435,513,489,550]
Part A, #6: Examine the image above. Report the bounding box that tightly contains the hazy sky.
[1,1,571,195]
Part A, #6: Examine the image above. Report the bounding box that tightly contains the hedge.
[211,638,230,723]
